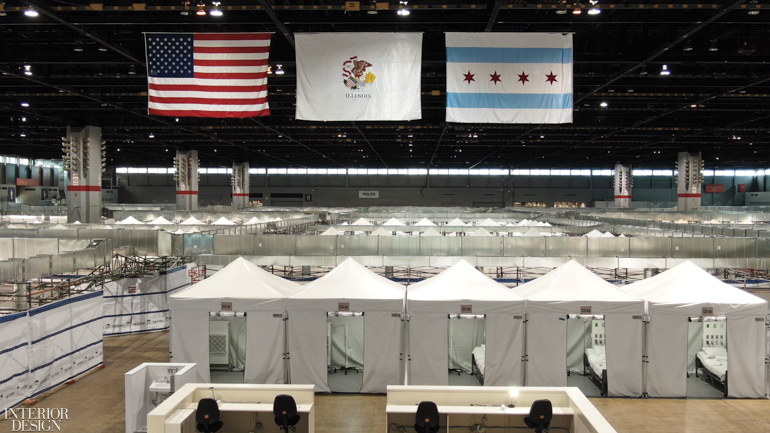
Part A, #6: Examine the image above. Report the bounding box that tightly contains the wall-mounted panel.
[0,238,13,260]
[74,249,95,269]
[629,237,670,258]
[671,238,713,258]
[14,238,58,259]
[58,238,90,252]
[504,237,545,257]
[254,236,295,256]
[25,255,50,280]
[714,238,755,259]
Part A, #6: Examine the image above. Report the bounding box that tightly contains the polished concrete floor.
[1,331,768,433]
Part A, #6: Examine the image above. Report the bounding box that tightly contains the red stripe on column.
[614,195,632,199]
[67,185,101,192]
[176,191,199,195]
[678,193,702,198]
[232,193,249,197]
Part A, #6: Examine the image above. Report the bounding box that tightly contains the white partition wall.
[124,362,197,433]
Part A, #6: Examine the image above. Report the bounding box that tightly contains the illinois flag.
[145,33,271,118]
[445,33,572,124]
[296,33,422,121]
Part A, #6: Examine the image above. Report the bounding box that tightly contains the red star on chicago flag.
[517,71,529,85]
[489,71,502,85]
[545,71,558,85]
[463,71,475,84]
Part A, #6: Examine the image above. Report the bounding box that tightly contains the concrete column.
[676,151,704,211]
[231,162,249,208]
[63,126,104,223]
[173,150,199,211]
[613,164,632,208]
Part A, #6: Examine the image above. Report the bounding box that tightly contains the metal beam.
[258,0,295,50]
[352,122,388,168]
[485,0,505,32]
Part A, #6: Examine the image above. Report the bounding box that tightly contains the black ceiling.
[1,0,769,170]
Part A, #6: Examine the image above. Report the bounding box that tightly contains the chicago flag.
[445,33,573,124]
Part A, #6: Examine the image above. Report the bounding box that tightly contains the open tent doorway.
[687,316,728,398]
[566,315,606,397]
[448,314,486,386]
[327,312,364,393]
[209,312,246,384]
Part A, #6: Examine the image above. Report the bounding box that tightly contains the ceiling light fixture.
[683,41,693,51]
[572,7,582,14]
[587,7,600,14]
[660,64,670,75]
[20,102,29,107]
[397,0,410,15]
[196,3,206,16]
[210,1,223,16]
[20,132,26,137]
[275,64,285,75]
[24,7,39,17]
[128,65,136,75]
[267,65,273,75]
[600,102,608,107]
[709,40,719,52]
[23,65,32,76]
[148,133,155,138]
[98,46,108,52]
[555,9,567,14]
[74,41,84,52]
[748,9,759,15]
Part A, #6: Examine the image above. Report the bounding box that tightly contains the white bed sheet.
[697,350,727,382]
[585,347,606,375]
[472,345,485,375]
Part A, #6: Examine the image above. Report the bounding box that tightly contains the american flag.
[145,32,271,118]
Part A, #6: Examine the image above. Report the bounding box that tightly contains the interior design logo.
[3,408,69,432]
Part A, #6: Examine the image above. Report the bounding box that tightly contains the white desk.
[147,383,315,433]
[386,386,616,433]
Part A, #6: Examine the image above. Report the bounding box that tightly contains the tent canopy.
[408,260,523,303]
[583,229,604,238]
[117,216,144,225]
[522,227,543,237]
[421,227,442,237]
[149,216,173,225]
[446,218,467,226]
[469,227,493,237]
[244,217,261,225]
[371,227,392,236]
[212,217,236,225]
[413,218,436,226]
[351,217,373,226]
[382,217,404,226]
[289,258,405,301]
[321,227,340,236]
[478,218,501,227]
[515,260,641,302]
[180,216,204,225]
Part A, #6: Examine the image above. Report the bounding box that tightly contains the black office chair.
[524,399,553,433]
[196,398,223,433]
[414,401,440,433]
[273,394,300,432]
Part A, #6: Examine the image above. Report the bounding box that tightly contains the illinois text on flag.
[295,33,422,121]
[445,33,572,124]
[145,33,271,118]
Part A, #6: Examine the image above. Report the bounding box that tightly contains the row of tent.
[169,258,767,398]
[114,216,284,225]
[354,217,552,227]
[321,226,550,237]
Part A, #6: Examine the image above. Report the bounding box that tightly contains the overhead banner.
[295,32,423,121]
[445,32,573,124]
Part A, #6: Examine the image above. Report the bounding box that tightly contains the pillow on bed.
[703,346,727,357]
[593,346,606,356]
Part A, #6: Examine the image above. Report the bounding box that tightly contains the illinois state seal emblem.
[343,56,376,90]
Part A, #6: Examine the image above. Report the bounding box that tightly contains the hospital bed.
[695,346,728,397]
[471,344,485,385]
[583,346,608,396]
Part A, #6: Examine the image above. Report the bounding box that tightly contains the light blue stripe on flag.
[446,47,571,64]
[447,92,572,110]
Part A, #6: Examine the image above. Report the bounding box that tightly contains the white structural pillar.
[173,150,199,211]
[232,162,249,208]
[63,126,104,223]
[613,164,633,208]
[676,151,705,211]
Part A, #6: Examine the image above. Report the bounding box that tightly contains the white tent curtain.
[245,312,285,384]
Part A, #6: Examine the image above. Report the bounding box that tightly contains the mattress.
[697,350,727,382]
[585,347,606,375]
[472,345,486,375]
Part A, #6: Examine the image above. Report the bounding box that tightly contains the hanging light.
[587,7,600,14]
[683,41,693,51]
[196,3,206,15]
[23,65,32,76]
[709,40,719,52]
[275,64,284,75]
[600,102,608,107]
[24,7,39,17]
[660,64,670,76]
[555,9,567,14]
[397,0,410,15]
[572,7,582,14]
[210,1,223,16]
[267,65,273,75]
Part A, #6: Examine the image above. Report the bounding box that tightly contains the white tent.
[512,260,644,396]
[583,229,604,238]
[101,225,113,230]
[244,217,261,225]
[407,260,525,386]
[186,227,201,234]
[169,258,301,384]
[47,224,69,230]
[601,231,616,238]
[469,227,493,237]
[212,217,236,225]
[522,227,543,237]
[506,222,516,227]
[351,217,373,226]
[286,258,405,393]
[382,217,404,226]
[516,219,531,226]
[446,218,468,226]
[370,227,392,236]
[413,218,436,226]
[149,216,173,225]
[421,227,442,237]
[320,227,340,236]
[478,218,501,227]
[622,261,767,398]
[117,216,144,225]
[180,216,205,225]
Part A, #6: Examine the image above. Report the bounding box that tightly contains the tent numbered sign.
[338,302,350,312]
[580,306,592,315]
[220,302,233,312]
[461,305,472,314]
[702,306,714,317]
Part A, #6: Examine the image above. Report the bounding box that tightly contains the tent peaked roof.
[351,217,373,226]
[171,257,301,299]
[149,216,173,225]
[601,231,616,237]
[212,217,235,225]
[320,226,340,236]
[414,218,436,226]
[446,218,467,226]
[244,217,261,225]
[421,227,442,237]
[117,216,144,225]
[470,227,493,237]
[180,216,204,225]
[622,261,766,306]
[408,260,523,301]
[515,260,640,301]
[289,258,405,300]
[371,227,392,236]
[479,218,501,227]
[382,217,404,226]
[583,229,604,238]
[522,227,543,237]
